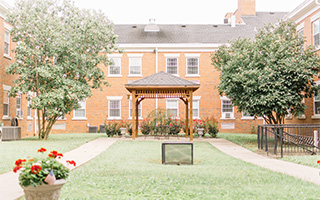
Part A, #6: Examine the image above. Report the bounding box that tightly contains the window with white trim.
[27,101,32,118]
[129,100,142,118]
[3,90,9,117]
[242,110,254,119]
[166,58,178,75]
[187,58,199,75]
[166,100,178,118]
[129,57,142,75]
[315,92,320,115]
[4,29,10,56]
[192,100,199,118]
[109,100,121,118]
[221,97,234,119]
[74,100,86,118]
[16,94,22,117]
[109,58,121,75]
[313,20,319,46]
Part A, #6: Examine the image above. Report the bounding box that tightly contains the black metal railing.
[257,124,320,158]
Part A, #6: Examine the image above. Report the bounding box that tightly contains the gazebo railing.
[257,124,320,157]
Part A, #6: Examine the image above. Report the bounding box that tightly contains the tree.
[212,20,320,124]
[6,0,118,139]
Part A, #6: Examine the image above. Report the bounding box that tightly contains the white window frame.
[107,54,123,77]
[3,85,11,119]
[73,100,87,120]
[192,96,201,119]
[27,101,32,120]
[16,93,22,119]
[241,110,254,120]
[312,81,320,119]
[128,54,143,77]
[107,96,123,120]
[220,96,234,119]
[313,19,319,46]
[166,99,179,118]
[185,54,200,77]
[4,23,12,58]
[165,54,180,76]
[128,98,142,119]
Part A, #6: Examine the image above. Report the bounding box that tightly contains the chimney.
[238,0,256,16]
[144,19,160,32]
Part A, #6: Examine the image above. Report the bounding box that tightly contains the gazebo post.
[132,90,136,140]
[185,99,189,137]
[190,91,193,142]
[135,99,139,137]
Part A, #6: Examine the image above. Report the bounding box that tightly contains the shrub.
[166,118,182,135]
[140,119,152,135]
[104,121,120,137]
[204,116,219,138]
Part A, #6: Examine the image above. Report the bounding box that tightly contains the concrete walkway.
[0,138,118,200]
[208,138,320,186]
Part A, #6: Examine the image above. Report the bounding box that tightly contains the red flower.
[317,160,320,164]
[66,160,76,167]
[48,150,58,158]
[57,153,63,158]
[15,159,26,166]
[13,165,22,173]
[31,165,41,174]
[37,148,47,153]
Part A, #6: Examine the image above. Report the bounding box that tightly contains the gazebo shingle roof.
[125,71,200,87]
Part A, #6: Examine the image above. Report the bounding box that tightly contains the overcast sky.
[4,0,305,24]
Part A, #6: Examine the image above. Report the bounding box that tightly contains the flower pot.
[120,127,127,138]
[197,128,204,138]
[22,179,66,200]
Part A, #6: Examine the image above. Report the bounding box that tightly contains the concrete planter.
[197,128,204,138]
[120,127,127,138]
[22,179,66,200]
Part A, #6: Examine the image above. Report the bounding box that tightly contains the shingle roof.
[114,12,287,44]
[125,71,200,87]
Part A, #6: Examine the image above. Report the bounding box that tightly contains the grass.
[61,141,320,199]
[218,132,258,152]
[0,133,106,174]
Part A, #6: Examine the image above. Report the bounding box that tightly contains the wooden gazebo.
[125,71,200,141]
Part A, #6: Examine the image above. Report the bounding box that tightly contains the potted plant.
[13,148,76,200]
[195,119,205,138]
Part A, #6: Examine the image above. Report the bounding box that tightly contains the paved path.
[0,138,118,200]
[208,138,320,186]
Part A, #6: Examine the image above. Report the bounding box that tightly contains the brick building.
[2,0,319,138]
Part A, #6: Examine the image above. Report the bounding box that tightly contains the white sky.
[4,0,305,24]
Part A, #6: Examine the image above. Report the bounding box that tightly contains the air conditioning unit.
[88,126,98,133]
[224,113,231,119]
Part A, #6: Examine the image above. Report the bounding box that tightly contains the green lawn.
[61,141,320,199]
[0,133,105,174]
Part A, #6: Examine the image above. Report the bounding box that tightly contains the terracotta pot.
[22,179,66,200]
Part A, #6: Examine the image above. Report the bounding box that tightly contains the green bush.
[204,116,219,138]
[104,121,120,137]
[166,118,182,135]
[140,119,152,135]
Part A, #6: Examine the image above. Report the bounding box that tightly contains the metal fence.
[257,124,320,158]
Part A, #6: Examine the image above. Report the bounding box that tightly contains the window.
[166,100,178,118]
[16,94,22,117]
[27,101,32,118]
[74,100,86,119]
[128,54,143,76]
[4,29,10,56]
[3,90,9,117]
[313,20,319,46]
[193,100,199,118]
[221,97,234,119]
[109,58,121,75]
[166,58,178,75]
[187,58,199,75]
[242,110,254,119]
[129,100,142,118]
[315,92,320,115]
[109,100,121,118]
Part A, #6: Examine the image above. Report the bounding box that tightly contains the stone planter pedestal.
[197,128,204,138]
[120,127,127,138]
[22,179,66,200]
